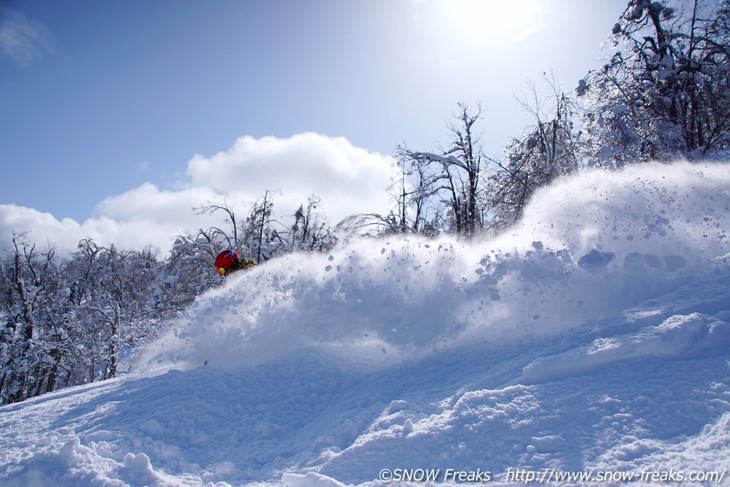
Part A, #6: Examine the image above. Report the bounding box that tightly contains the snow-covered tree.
[0,233,67,404]
[64,240,162,380]
[578,0,730,165]
[289,196,337,252]
[156,230,223,316]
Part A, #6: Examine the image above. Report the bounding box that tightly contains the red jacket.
[215,250,239,270]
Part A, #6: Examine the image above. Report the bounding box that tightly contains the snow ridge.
[138,161,730,373]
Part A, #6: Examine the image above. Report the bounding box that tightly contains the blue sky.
[0,0,629,251]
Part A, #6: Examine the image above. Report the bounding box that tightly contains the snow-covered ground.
[1,161,729,487]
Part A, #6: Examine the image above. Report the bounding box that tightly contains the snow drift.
[1,161,729,487]
[138,161,730,372]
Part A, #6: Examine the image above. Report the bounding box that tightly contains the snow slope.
[1,161,729,487]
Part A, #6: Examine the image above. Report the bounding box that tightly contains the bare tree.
[489,75,579,228]
[237,190,277,263]
[194,197,239,250]
[401,103,486,236]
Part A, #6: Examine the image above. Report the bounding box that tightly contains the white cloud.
[0,7,53,68]
[96,183,217,224]
[0,203,187,254]
[187,132,397,220]
[0,134,398,253]
[0,204,120,252]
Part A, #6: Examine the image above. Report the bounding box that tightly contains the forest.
[2,0,729,405]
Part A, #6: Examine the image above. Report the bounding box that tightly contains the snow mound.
[2,161,729,487]
[281,472,347,487]
[138,161,730,372]
[522,311,730,384]
[0,437,169,487]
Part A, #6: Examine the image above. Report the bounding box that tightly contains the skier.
[215,250,255,275]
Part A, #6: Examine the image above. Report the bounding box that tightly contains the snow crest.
[138,161,730,372]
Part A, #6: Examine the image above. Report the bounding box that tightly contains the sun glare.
[433,0,544,44]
